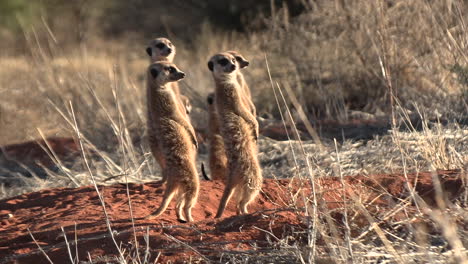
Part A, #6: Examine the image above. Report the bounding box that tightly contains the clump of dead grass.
[248,0,468,121]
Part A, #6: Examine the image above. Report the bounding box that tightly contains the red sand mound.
[1,137,79,168]
[0,170,463,263]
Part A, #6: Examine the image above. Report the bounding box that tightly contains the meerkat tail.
[215,183,237,218]
[201,162,211,181]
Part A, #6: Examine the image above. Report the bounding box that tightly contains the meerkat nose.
[167,48,172,53]
[180,72,186,78]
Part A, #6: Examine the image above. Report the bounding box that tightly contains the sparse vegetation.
[0,0,467,263]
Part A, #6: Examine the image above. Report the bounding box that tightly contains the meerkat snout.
[173,71,185,80]
[226,51,250,69]
[238,59,249,67]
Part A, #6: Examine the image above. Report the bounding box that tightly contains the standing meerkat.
[145,61,199,222]
[146,37,191,183]
[208,52,262,218]
[203,92,228,181]
[202,51,256,182]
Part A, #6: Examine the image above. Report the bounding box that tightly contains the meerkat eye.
[155,43,165,49]
[168,67,176,73]
[218,58,229,66]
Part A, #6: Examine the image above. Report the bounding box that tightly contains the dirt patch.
[0,170,464,263]
[1,137,78,167]
[0,137,79,183]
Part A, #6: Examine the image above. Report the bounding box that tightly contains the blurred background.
[0,0,467,146]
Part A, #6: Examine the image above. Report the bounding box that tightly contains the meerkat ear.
[235,56,249,68]
[146,47,152,56]
[150,68,158,78]
[208,61,214,71]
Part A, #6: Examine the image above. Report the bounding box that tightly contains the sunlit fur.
[145,61,199,222]
[208,52,262,218]
[206,93,228,181]
[226,50,256,116]
[146,38,192,183]
[146,37,190,113]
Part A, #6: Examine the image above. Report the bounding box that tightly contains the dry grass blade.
[265,54,319,262]
[28,228,54,264]
[164,234,210,262]
[61,226,76,264]
[68,101,127,263]
[334,138,354,262]
[428,209,468,264]
[36,128,80,187]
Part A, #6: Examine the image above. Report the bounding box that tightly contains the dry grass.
[248,0,468,120]
[0,0,468,263]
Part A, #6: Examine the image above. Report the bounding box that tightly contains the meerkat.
[201,51,255,183]
[145,61,199,222]
[202,92,228,181]
[226,50,256,116]
[146,37,191,115]
[208,52,262,218]
[146,37,191,183]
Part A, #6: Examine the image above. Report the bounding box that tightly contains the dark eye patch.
[169,67,176,73]
[155,43,165,49]
[150,68,158,78]
[218,58,229,66]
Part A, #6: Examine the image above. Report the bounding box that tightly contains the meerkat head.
[146,37,176,62]
[207,52,239,82]
[207,92,215,105]
[226,50,250,69]
[147,61,185,87]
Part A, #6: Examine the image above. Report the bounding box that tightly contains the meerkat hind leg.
[183,189,197,222]
[146,182,178,219]
[238,191,256,215]
[184,206,194,222]
[176,194,186,222]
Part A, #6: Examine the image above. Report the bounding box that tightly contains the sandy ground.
[0,169,463,263]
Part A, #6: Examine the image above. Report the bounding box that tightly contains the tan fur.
[146,37,190,116]
[205,51,256,183]
[226,50,256,116]
[206,93,228,181]
[146,38,192,183]
[208,52,262,218]
[145,61,199,222]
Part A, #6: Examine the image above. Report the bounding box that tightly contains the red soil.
[0,170,463,263]
[1,137,79,168]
